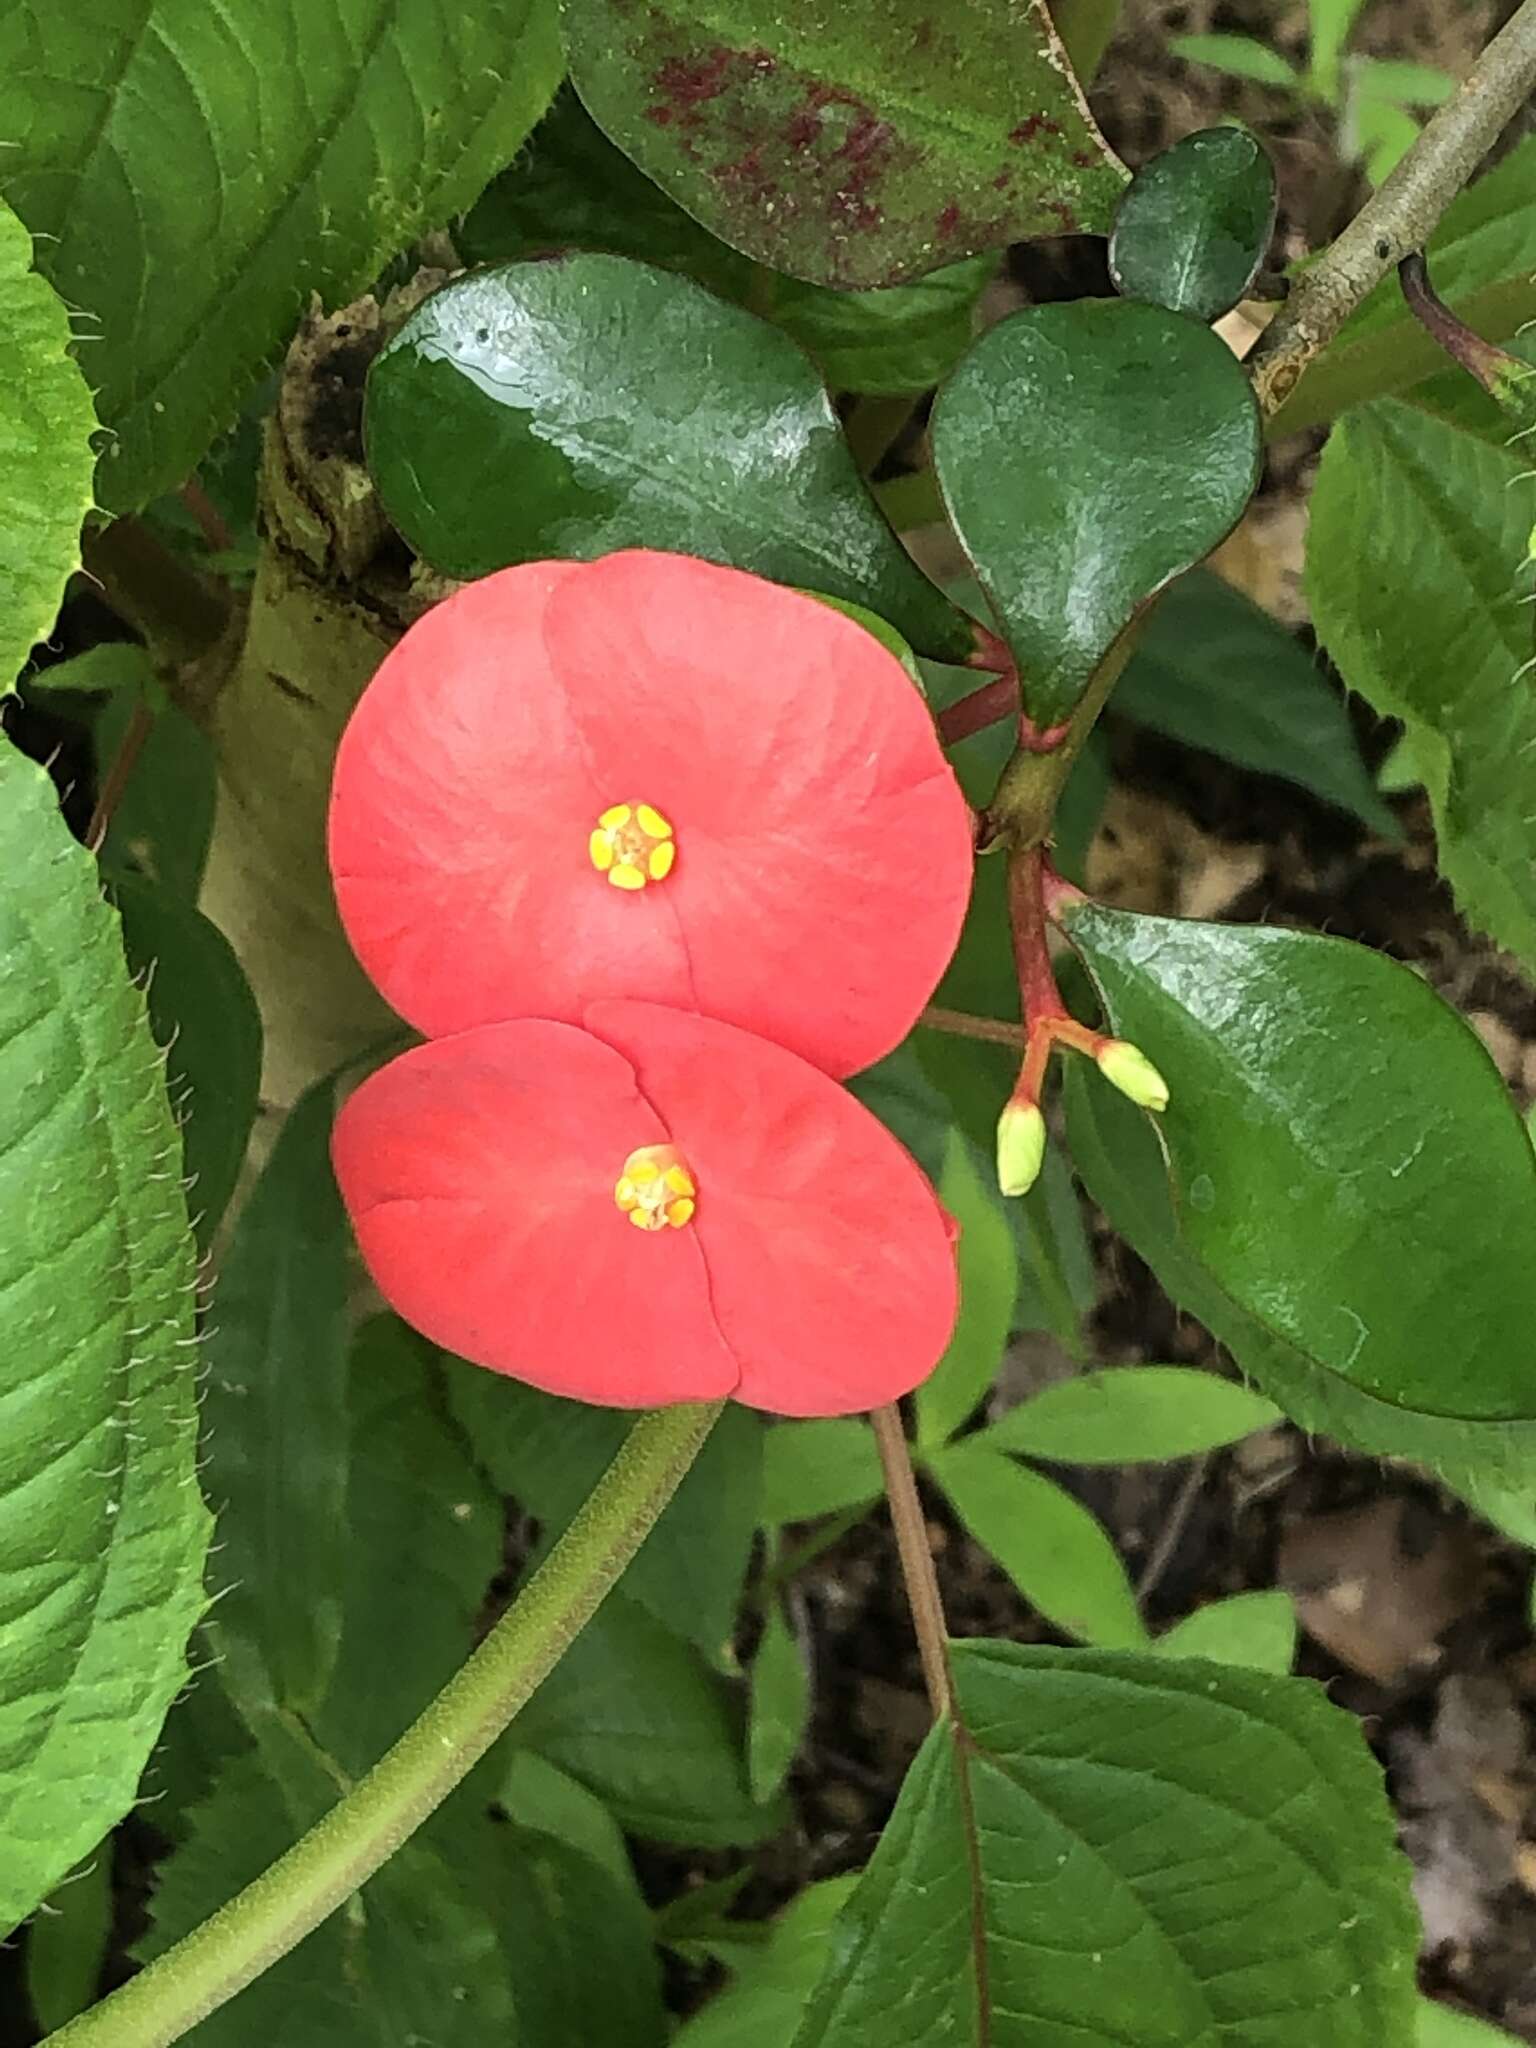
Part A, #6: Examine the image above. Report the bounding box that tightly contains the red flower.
[332,1003,959,1414]
[328,550,972,1078]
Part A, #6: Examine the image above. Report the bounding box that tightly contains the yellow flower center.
[614,1145,697,1232]
[588,801,676,892]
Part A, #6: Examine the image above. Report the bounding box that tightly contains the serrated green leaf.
[462,87,994,396]
[748,1594,810,1803]
[365,253,971,660]
[984,1365,1279,1463]
[794,1642,1418,2046]
[1064,1056,1536,1478]
[677,1879,859,2048]
[201,1078,351,1719]
[111,876,262,1252]
[1114,570,1398,832]
[916,1133,1017,1449]
[1065,903,1536,1423]
[516,1589,773,1846]
[1307,399,1536,972]
[1156,1590,1297,1673]
[1170,33,1303,89]
[96,694,215,902]
[933,299,1262,726]
[0,0,563,512]
[1110,127,1277,324]
[448,1363,760,1659]
[0,200,96,690]
[0,739,208,1934]
[761,1417,883,1525]
[561,0,1124,291]
[929,1443,1147,1646]
[1270,136,1536,433]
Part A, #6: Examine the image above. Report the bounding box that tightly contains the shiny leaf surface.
[1064,903,1536,1421]
[794,1643,1417,2045]
[1110,127,1276,323]
[560,0,1124,289]
[933,299,1262,725]
[366,253,969,659]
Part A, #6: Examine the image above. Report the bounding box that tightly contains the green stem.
[45,1401,723,2048]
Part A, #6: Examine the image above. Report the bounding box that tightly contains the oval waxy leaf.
[0,742,209,1933]
[794,1642,1417,2046]
[365,253,969,660]
[932,299,1262,727]
[0,201,96,690]
[1063,903,1536,1422]
[1110,127,1277,323]
[560,0,1124,291]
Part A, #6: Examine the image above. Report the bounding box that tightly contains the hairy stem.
[870,1403,955,1720]
[1250,0,1536,421]
[45,1401,723,2048]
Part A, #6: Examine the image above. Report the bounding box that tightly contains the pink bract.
[331,1003,959,1416]
[327,549,972,1078]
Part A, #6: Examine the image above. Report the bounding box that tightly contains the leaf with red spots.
[559,0,1125,289]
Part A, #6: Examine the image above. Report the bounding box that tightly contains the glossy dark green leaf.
[0,742,209,1934]
[794,1642,1418,2046]
[1066,1058,1536,1480]
[761,1418,883,1525]
[1307,399,1536,973]
[463,87,994,396]
[984,1365,1279,1463]
[1065,904,1536,1421]
[112,876,262,1252]
[560,0,1124,291]
[933,299,1262,726]
[514,1590,772,1846]
[1110,127,1276,323]
[928,1444,1148,1647]
[364,253,971,660]
[201,1078,351,1718]
[448,1363,761,1659]
[1114,570,1397,833]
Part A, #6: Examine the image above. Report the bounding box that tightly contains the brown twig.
[870,1403,955,1720]
[919,1005,1026,1049]
[1249,0,1536,421]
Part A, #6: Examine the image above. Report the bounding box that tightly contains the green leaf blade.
[915,1133,1017,1450]
[0,741,209,1933]
[796,1644,1419,2047]
[1064,904,1536,1424]
[0,200,97,689]
[1110,127,1277,324]
[365,252,970,659]
[0,0,564,511]
[985,1365,1279,1463]
[933,299,1262,726]
[1306,399,1536,971]
[560,0,1125,291]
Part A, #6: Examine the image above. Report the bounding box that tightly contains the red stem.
[936,673,1017,747]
